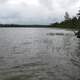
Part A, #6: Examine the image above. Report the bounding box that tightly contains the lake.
[0,28,80,80]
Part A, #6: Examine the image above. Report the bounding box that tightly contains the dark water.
[0,28,80,80]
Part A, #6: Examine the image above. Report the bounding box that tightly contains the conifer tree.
[64,12,70,21]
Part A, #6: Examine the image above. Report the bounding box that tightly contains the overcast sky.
[0,0,80,25]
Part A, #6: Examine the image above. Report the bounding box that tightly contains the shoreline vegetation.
[50,10,80,30]
[0,10,80,30]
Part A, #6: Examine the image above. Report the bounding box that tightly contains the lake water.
[0,28,80,80]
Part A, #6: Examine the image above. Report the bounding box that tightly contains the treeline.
[0,24,48,27]
[50,10,80,29]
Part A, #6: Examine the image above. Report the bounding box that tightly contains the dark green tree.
[77,10,80,28]
[64,12,70,21]
[71,16,78,28]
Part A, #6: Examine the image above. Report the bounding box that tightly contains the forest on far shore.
[50,10,80,29]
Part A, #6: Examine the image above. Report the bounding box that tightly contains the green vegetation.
[50,10,80,29]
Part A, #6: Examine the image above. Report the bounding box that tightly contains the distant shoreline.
[0,24,49,27]
[0,24,78,31]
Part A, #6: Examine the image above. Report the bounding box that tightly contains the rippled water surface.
[0,28,80,80]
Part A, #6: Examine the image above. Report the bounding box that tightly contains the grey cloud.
[39,0,53,10]
[0,0,80,24]
[0,0,8,3]
[58,0,79,8]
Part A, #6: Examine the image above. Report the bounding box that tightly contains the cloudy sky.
[0,0,80,25]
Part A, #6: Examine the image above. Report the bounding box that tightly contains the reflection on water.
[0,28,80,80]
[71,38,80,69]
